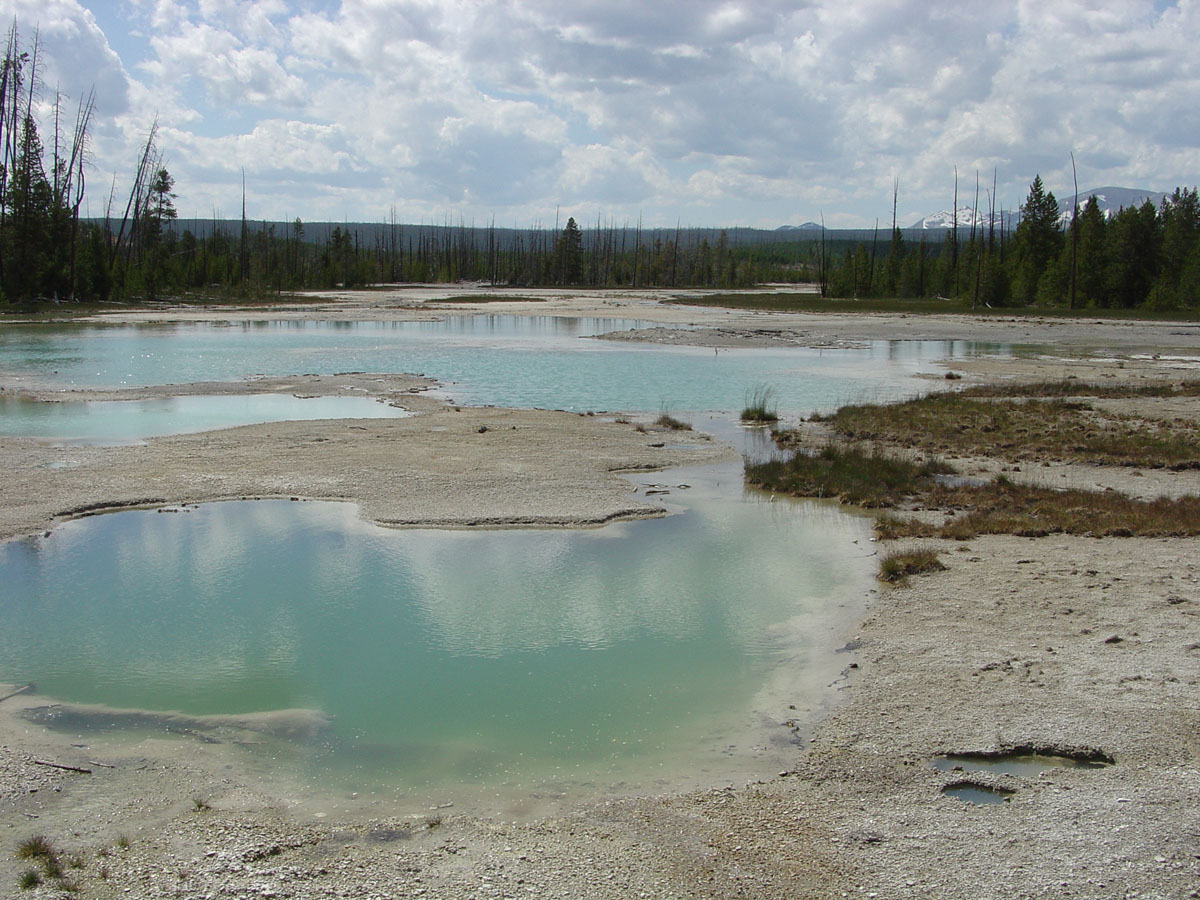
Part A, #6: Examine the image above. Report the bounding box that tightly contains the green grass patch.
[817,392,1200,468]
[877,479,1200,540]
[878,547,946,584]
[18,869,41,890]
[741,385,779,424]
[746,444,952,507]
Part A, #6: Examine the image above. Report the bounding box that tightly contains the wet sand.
[2,288,1199,898]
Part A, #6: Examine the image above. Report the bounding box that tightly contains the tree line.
[819,174,1200,310]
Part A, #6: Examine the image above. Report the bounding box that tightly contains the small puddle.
[933,748,1114,777]
[942,781,1015,805]
[932,473,989,488]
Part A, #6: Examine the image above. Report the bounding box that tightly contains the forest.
[818,176,1200,311]
[0,25,1196,311]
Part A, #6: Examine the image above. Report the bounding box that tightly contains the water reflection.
[0,317,1012,421]
[0,470,875,806]
[0,394,412,444]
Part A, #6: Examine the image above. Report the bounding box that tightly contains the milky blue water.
[0,313,1010,815]
[0,394,412,444]
[0,466,876,815]
[0,317,1003,431]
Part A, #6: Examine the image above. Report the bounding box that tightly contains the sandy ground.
[0,390,729,542]
[2,288,1200,899]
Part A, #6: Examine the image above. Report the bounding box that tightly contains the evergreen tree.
[1011,175,1063,305]
[1149,188,1200,307]
[880,226,904,295]
[553,217,583,284]
[3,115,56,300]
[1074,196,1107,306]
[1105,201,1161,308]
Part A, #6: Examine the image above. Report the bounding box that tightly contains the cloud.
[0,0,131,117]
[1,0,1198,226]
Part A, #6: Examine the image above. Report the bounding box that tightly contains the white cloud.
[1,0,1197,226]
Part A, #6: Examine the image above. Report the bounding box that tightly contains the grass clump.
[820,392,1200,468]
[741,385,779,424]
[959,378,1200,400]
[654,411,692,431]
[877,479,1200,541]
[746,444,952,507]
[878,548,946,584]
[15,835,77,888]
[16,836,55,861]
[18,869,41,890]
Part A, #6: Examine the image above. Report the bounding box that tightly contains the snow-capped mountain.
[1060,186,1168,221]
[775,222,824,232]
[908,207,1014,230]
[910,187,1170,229]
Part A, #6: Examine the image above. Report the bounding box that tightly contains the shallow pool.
[0,313,1006,814]
[0,462,876,816]
[0,393,413,444]
[0,316,1006,422]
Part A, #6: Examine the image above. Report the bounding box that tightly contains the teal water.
[0,465,876,814]
[0,317,1004,421]
[0,314,1006,813]
[0,394,412,444]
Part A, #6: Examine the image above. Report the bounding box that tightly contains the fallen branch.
[0,683,34,704]
[33,760,92,775]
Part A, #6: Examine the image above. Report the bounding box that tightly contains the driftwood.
[0,683,33,704]
[33,760,92,775]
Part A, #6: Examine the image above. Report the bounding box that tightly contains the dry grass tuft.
[654,412,692,431]
[877,478,1200,540]
[815,390,1200,468]
[878,547,946,584]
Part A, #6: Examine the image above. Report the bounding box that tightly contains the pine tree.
[1011,175,1063,304]
[3,114,55,300]
[1074,196,1107,306]
[1150,187,1200,307]
[1105,201,1161,308]
[554,217,583,284]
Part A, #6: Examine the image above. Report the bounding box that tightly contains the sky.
[1,0,1197,228]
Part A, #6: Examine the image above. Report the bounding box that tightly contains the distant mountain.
[908,207,1015,230]
[775,222,823,231]
[1060,186,1168,221]
[910,186,1169,230]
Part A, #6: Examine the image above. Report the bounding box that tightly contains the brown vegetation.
[812,385,1200,468]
